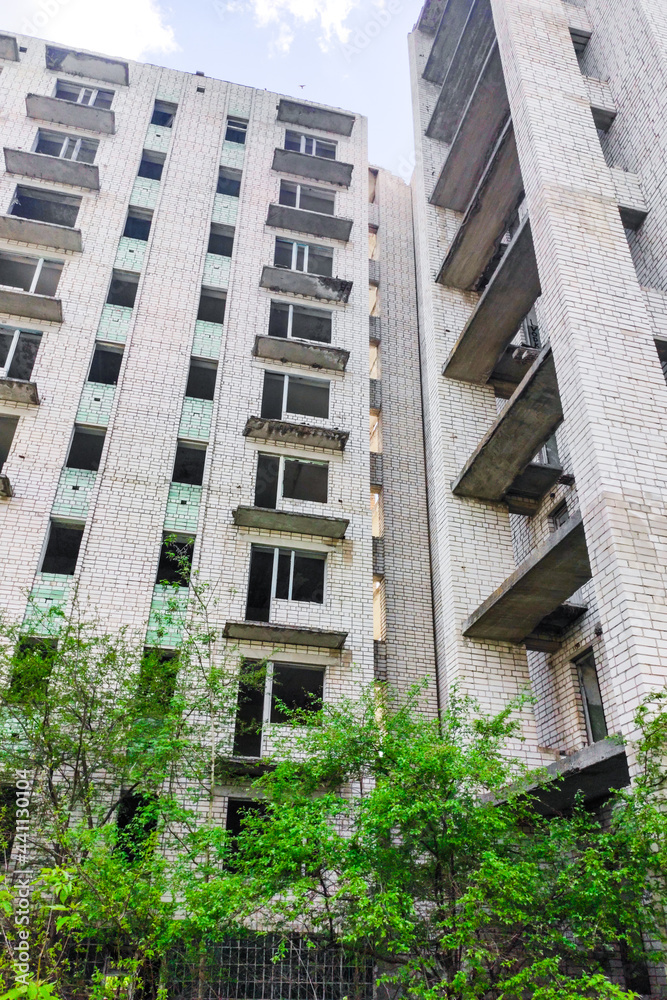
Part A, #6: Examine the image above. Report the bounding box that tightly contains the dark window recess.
[172,444,206,486]
[283,459,328,503]
[260,372,285,419]
[0,255,62,297]
[217,168,242,198]
[549,501,569,530]
[0,330,42,381]
[287,375,329,418]
[225,799,266,859]
[208,227,234,257]
[88,346,123,385]
[271,664,323,723]
[41,522,84,576]
[225,117,247,144]
[138,153,164,181]
[150,101,176,128]
[197,291,226,324]
[279,180,335,215]
[268,302,332,344]
[274,238,294,270]
[308,245,333,278]
[156,536,193,587]
[0,416,18,470]
[8,636,57,702]
[233,660,266,757]
[292,553,324,602]
[254,454,280,509]
[66,428,105,471]
[54,82,113,109]
[137,648,178,715]
[245,546,275,622]
[10,187,80,228]
[0,786,16,867]
[106,272,138,308]
[116,792,157,863]
[655,340,667,384]
[185,361,217,400]
[268,302,290,339]
[123,212,151,241]
[576,650,608,744]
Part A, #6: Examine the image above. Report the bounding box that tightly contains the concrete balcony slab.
[277,99,355,136]
[252,334,349,372]
[260,265,352,304]
[272,148,353,187]
[0,35,19,61]
[26,94,115,134]
[505,462,564,516]
[267,204,353,242]
[243,416,349,452]
[4,148,100,190]
[0,289,62,323]
[45,45,129,85]
[0,378,39,405]
[0,214,82,252]
[524,602,588,652]
[233,506,349,539]
[418,0,448,34]
[224,620,347,649]
[488,344,541,399]
[533,739,629,815]
[584,76,617,131]
[424,0,474,84]
[462,512,591,644]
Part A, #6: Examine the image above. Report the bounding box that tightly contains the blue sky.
[2,0,419,174]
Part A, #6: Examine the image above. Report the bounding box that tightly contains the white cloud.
[228,0,384,52]
[4,0,179,61]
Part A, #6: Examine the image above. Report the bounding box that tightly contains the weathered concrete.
[233,505,349,539]
[437,121,523,290]
[611,168,649,231]
[505,462,563,515]
[443,216,540,383]
[423,0,474,84]
[0,379,39,405]
[584,76,617,131]
[0,215,82,252]
[4,148,100,191]
[534,739,629,814]
[488,343,540,399]
[252,334,349,372]
[266,204,353,242]
[272,148,353,187]
[45,45,129,85]
[463,513,591,643]
[418,0,448,34]
[431,42,510,212]
[0,289,62,323]
[0,35,19,61]
[243,416,349,452]
[259,265,352,304]
[276,99,355,137]
[223,620,348,649]
[26,94,115,134]
[452,347,563,501]
[524,602,588,652]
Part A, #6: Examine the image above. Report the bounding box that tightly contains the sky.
[0,0,420,176]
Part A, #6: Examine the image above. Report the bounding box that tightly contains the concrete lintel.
[0,378,39,405]
[223,620,347,649]
[26,94,115,134]
[437,121,523,290]
[423,0,474,84]
[463,513,591,644]
[252,334,349,372]
[0,215,82,252]
[452,346,563,502]
[431,43,510,212]
[45,45,129,85]
[233,506,349,539]
[426,0,496,144]
[0,288,62,323]
[443,217,540,383]
[564,2,592,53]
[0,35,19,61]
[489,343,541,399]
[534,738,629,814]
[4,148,100,191]
[243,415,349,452]
[506,462,563,511]
[266,204,353,242]
[584,76,617,132]
[418,0,449,34]
[260,265,352,304]
[276,99,355,137]
[0,474,12,498]
[271,148,353,187]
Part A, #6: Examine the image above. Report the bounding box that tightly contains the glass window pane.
[35,134,64,157]
[0,256,36,292]
[77,140,98,164]
[295,245,306,271]
[279,181,298,208]
[284,131,301,152]
[282,460,328,503]
[254,454,280,509]
[291,554,324,603]
[304,137,314,155]
[8,333,41,381]
[577,652,608,743]
[261,372,284,419]
[35,262,63,297]
[286,376,329,419]
[274,239,293,269]
[315,140,336,160]
[271,664,323,723]
[245,547,274,622]
[308,246,333,277]
[268,302,290,339]
[92,90,113,109]
[291,306,332,343]
[233,661,266,757]
[55,83,80,102]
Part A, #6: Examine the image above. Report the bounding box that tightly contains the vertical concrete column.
[491,0,667,738]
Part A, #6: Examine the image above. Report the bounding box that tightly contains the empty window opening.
[9,636,56,703]
[106,270,138,308]
[186,360,217,400]
[208,224,234,257]
[371,486,384,538]
[271,663,323,723]
[278,180,335,216]
[549,501,569,531]
[369,411,382,453]
[66,427,105,471]
[233,659,266,757]
[575,650,608,744]
[368,168,378,204]
[137,151,165,181]
[368,226,378,260]
[225,117,248,144]
[373,574,386,641]
[369,284,379,317]
[0,253,63,297]
[0,786,17,867]
[150,100,176,128]
[88,345,123,385]
[217,167,242,198]
[268,301,332,344]
[255,453,328,509]
[0,415,18,470]
[245,545,325,622]
[34,129,98,164]
[369,342,381,380]
[41,521,84,575]
[137,648,178,716]
[54,80,113,109]
[0,327,42,381]
[197,289,226,324]
[284,130,336,160]
[10,185,81,229]
[123,209,152,241]
[225,798,266,855]
[196,87,205,94]
[156,534,194,587]
[274,238,333,277]
[233,660,323,757]
[172,443,206,486]
[116,792,157,863]
[260,371,330,421]
[655,339,667,384]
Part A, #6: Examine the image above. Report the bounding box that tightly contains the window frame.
[269,301,333,344]
[246,661,325,756]
[274,237,333,275]
[574,649,609,745]
[0,326,42,381]
[256,451,329,507]
[252,543,327,608]
[225,117,248,144]
[262,370,331,421]
[33,129,98,164]
[0,252,63,297]
[284,129,336,160]
[54,80,114,109]
[278,180,335,215]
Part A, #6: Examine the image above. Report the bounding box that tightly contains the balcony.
[45,45,129,86]
[0,214,82,253]
[277,99,355,137]
[3,148,100,191]
[243,416,349,452]
[487,344,541,400]
[533,739,629,815]
[252,334,349,372]
[26,94,115,134]
[0,378,39,405]
[0,35,18,61]
[260,265,352,304]
[462,512,591,646]
[223,620,347,649]
[0,288,62,323]
[266,204,353,242]
[233,506,349,539]
[271,148,353,188]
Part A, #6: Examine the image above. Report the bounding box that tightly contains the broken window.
[549,501,569,530]
[0,252,63,297]
[245,545,325,621]
[271,663,323,723]
[208,224,234,257]
[274,238,333,277]
[260,371,330,420]
[370,486,384,537]
[233,659,266,757]
[225,799,265,857]
[217,167,242,197]
[41,521,84,575]
[34,129,98,164]
[368,226,378,260]
[88,345,123,385]
[575,650,608,744]
[10,185,81,228]
[233,660,323,757]
[66,427,105,471]
[197,289,226,324]
[284,130,336,160]
[368,168,378,204]
[0,327,42,381]
[268,301,332,344]
[150,100,176,128]
[116,792,157,863]
[137,151,164,180]
[8,636,56,702]
[185,360,217,400]
[373,575,386,641]
[156,535,194,587]
[254,453,328,508]
[106,270,138,308]
[369,342,381,380]
[137,648,178,716]
[369,411,382,453]
[54,80,113,109]
[278,180,335,216]
[225,117,248,144]
[123,209,152,241]
[172,443,206,486]
[0,416,18,470]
